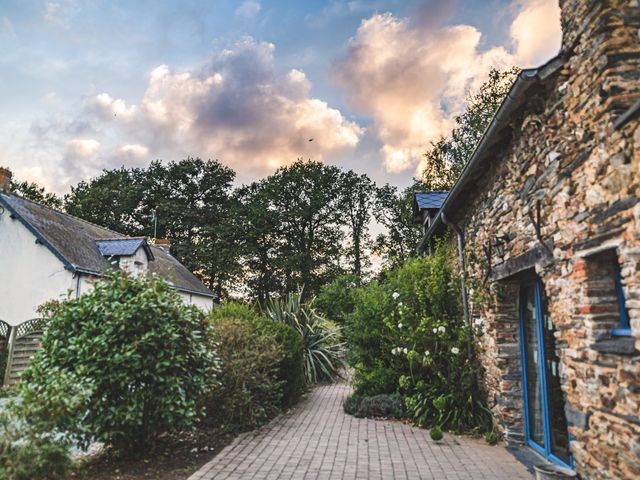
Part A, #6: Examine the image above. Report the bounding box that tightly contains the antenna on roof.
[152,209,158,239]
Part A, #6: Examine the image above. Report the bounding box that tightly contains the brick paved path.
[189,383,532,480]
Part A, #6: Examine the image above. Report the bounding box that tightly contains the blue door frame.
[519,280,572,468]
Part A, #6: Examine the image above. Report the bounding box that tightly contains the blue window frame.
[519,280,572,468]
[612,259,631,336]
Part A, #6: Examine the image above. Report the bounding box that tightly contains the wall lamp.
[492,233,512,259]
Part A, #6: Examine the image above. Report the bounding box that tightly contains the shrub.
[210,301,305,408]
[0,416,71,480]
[484,431,498,445]
[314,274,360,324]
[343,393,404,419]
[345,241,493,434]
[0,368,88,480]
[429,426,443,441]
[205,315,284,430]
[22,271,218,452]
[266,290,345,384]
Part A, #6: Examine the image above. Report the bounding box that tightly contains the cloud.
[65,138,100,158]
[511,0,562,65]
[333,0,561,174]
[16,37,362,190]
[334,13,514,173]
[235,1,261,18]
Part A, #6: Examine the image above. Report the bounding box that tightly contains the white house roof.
[0,192,215,298]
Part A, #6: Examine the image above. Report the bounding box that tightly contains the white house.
[0,167,215,384]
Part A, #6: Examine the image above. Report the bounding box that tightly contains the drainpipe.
[440,212,472,358]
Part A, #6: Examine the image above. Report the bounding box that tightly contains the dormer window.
[95,237,154,277]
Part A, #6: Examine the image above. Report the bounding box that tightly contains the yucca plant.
[265,290,345,384]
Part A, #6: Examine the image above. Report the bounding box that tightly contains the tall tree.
[64,159,239,297]
[10,179,63,209]
[235,182,285,304]
[421,67,518,189]
[65,168,146,236]
[373,180,426,269]
[339,171,375,277]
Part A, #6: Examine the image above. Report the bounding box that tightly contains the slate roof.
[415,192,448,210]
[0,192,214,298]
[96,238,154,260]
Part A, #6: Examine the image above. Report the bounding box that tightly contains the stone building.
[418,1,639,478]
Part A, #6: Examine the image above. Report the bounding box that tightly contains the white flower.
[438,326,446,333]
[391,348,397,355]
[403,347,408,354]
[474,318,484,326]
[398,301,403,307]
[398,322,403,329]
[392,291,400,300]
[432,328,438,334]
[451,347,460,355]
[424,350,430,356]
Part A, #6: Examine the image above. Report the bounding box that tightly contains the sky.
[0,0,562,194]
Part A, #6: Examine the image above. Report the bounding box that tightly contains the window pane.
[521,284,545,448]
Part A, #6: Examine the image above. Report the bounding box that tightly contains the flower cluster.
[432,326,446,334]
[391,346,408,356]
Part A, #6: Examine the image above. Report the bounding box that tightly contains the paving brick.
[188,384,532,480]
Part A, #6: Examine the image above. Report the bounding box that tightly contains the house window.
[612,258,631,336]
[583,250,631,338]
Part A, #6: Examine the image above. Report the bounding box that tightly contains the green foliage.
[484,431,498,445]
[421,67,519,190]
[429,426,443,441]
[206,302,305,426]
[266,290,345,384]
[373,181,427,269]
[23,271,218,452]
[345,242,493,434]
[343,393,405,419]
[313,274,360,324]
[64,158,240,297]
[205,316,285,431]
[10,179,63,209]
[0,413,71,480]
[0,368,89,479]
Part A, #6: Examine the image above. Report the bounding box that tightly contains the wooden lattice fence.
[2,318,47,386]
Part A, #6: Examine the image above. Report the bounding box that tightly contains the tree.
[263,160,346,297]
[339,171,375,277]
[373,180,426,269]
[10,180,63,209]
[64,159,240,297]
[421,67,518,189]
[64,168,146,236]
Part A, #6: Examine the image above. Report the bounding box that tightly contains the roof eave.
[420,52,566,246]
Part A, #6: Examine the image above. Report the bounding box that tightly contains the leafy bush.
[343,393,404,419]
[210,302,305,408]
[314,274,360,324]
[429,426,443,441]
[0,368,90,480]
[205,315,284,431]
[22,271,218,452]
[266,290,345,384]
[0,416,71,480]
[345,242,492,433]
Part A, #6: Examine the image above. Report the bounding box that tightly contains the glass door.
[519,280,571,467]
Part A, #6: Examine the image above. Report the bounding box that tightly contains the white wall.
[178,291,214,311]
[119,247,149,277]
[0,215,213,325]
[0,213,76,326]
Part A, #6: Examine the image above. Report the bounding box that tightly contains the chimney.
[152,238,171,252]
[0,167,12,192]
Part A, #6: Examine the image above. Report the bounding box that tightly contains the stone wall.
[442,1,639,478]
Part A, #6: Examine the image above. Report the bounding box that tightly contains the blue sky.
[0,0,562,192]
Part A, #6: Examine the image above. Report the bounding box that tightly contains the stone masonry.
[428,1,639,478]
